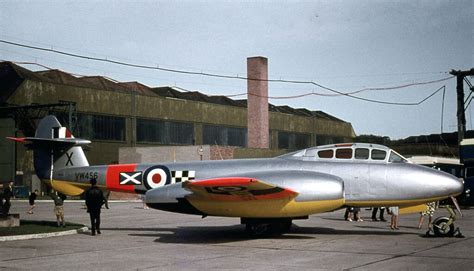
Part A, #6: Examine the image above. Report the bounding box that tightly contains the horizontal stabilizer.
[183,177,298,201]
[7,137,91,149]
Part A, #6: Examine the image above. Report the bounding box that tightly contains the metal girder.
[0,101,76,136]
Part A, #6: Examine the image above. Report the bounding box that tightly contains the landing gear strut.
[427,197,464,238]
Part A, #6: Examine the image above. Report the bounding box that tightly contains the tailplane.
[7,115,90,180]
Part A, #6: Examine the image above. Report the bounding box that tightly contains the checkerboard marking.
[172,170,196,183]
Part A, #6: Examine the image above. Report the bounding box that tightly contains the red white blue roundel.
[143,165,171,190]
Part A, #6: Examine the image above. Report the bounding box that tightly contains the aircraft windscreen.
[388,151,407,163]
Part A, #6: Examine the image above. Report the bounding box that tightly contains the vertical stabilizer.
[32,115,89,179]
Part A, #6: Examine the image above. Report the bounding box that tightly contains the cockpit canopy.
[279,143,407,163]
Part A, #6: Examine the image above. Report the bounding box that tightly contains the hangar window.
[371,149,387,160]
[137,119,165,143]
[168,121,194,144]
[92,115,126,141]
[71,113,125,141]
[137,119,194,144]
[203,125,246,147]
[318,149,334,158]
[335,148,352,159]
[355,148,369,159]
[279,131,311,150]
[227,127,247,147]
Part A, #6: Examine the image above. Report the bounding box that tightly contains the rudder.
[9,115,90,180]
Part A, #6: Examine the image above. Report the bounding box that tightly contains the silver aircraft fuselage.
[49,142,463,218]
[144,143,463,217]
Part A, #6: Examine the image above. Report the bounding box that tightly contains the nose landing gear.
[426,197,464,238]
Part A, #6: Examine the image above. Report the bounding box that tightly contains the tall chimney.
[247,56,269,149]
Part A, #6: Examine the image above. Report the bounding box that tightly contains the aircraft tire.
[277,219,292,233]
[246,223,270,238]
[245,218,292,237]
[432,217,455,237]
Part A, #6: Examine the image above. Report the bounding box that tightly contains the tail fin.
[8,115,90,180]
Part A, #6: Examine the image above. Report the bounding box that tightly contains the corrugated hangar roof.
[0,61,346,122]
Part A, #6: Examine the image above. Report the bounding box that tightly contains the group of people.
[24,178,107,235]
[25,186,68,228]
[344,203,437,230]
[344,206,390,224]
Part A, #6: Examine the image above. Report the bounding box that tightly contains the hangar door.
[0,118,15,183]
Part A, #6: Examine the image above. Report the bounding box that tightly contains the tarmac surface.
[1,200,473,270]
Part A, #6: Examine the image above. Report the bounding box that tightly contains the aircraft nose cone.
[448,175,464,196]
[431,170,464,197]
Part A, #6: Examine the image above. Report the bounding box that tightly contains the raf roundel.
[143,165,172,190]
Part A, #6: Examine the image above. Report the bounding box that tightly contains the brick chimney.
[247,56,269,148]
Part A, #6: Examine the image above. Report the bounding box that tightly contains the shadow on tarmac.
[100,223,416,244]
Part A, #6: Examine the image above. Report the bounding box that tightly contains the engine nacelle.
[188,170,346,218]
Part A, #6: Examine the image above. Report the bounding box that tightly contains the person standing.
[344,207,353,221]
[27,189,38,214]
[353,207,363,222]
[2,181,14,215]
[50,191,66,227]
[103,190,110,209]
[418,202,437,229]
[371,207,386,221]
[140,194,149,209]
[0,183,3,215]
[388,206,399,230]
[84,178,106,236]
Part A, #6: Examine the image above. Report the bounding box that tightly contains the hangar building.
[0,58,355,190]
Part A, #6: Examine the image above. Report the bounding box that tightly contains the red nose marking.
[152,174,162,184]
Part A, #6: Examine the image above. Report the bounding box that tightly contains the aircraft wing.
[182,177,298,201]
[147,170,344,217]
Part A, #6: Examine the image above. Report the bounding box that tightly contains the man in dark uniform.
[0,183,5,216]
[84,178,106,236]
[371,207,386,222]
[2,181,14,216]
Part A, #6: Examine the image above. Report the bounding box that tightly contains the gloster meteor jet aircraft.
[9,115,464,236]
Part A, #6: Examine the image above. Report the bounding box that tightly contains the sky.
[1,0,473,139]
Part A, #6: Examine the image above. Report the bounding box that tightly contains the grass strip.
[0,220,84,236]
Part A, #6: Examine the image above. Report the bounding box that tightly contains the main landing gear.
[426,197,464,238]
[241,218,295,238]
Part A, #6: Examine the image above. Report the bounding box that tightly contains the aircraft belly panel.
[345,195,449,207]
[45,179,89,196]
[186,198,345,218]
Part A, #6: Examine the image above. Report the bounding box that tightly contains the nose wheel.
[426,198,464,238]
[431,216,455,237]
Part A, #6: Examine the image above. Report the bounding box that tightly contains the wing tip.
[6,137,26,142]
